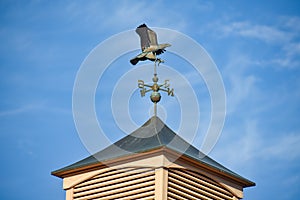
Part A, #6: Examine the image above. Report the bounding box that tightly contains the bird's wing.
[147,28,158,46]
[136,24,151,50]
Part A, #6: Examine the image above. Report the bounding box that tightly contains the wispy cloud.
[272,41,300,68]
[222,52,260,114]
[214,17,300,69]
[64,1,189,33]
[220,21,290,44]
[213,119,300,170]
[0,104,39,117]
[0,103,71,117]
[262,132,300,160]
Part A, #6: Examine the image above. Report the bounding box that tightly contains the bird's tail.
[130,57,139,65]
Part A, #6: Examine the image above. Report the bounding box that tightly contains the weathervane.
[130,24,174,116]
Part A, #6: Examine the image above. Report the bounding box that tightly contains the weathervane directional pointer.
[130,24,174,116]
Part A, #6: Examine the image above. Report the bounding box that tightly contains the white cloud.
[222,53,259,114]
[214,17,300,69]
[64,1,188,33]
[0,104,40,117]
[0,103,71,117]
[273,42,300,68]
[281,16,300,33]
[212,119,300,171]
[212,120,261,165]
[261,133,300,161]
[220,21,290,44]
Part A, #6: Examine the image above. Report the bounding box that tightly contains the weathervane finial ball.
[150,91,161,103]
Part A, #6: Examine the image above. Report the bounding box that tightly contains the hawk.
[130,24,171,65]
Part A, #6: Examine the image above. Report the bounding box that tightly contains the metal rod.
[154,58,157,117]
[153,59,157,117]
[154,52,157,76]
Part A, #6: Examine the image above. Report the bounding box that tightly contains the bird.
[130,24,171,65]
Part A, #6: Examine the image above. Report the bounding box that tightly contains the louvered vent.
[73,167,155,200]
[168,169,234,200]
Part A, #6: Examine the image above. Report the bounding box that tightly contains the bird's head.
[160,43,171,49]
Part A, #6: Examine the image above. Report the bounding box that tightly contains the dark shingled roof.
[52,117,255,186]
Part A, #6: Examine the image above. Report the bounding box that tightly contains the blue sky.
[1,0,300,199]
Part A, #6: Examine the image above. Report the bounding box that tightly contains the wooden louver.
[70,167,236,200]
[168,168,234,200]
[73,167,155,200]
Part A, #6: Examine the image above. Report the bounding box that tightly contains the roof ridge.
[153,116,163,146]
